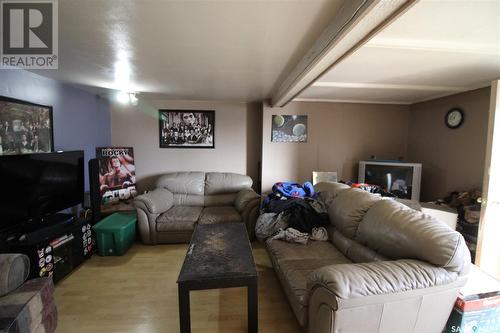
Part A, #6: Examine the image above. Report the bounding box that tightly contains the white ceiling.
[297,0,500,104]
[32,0,344,102]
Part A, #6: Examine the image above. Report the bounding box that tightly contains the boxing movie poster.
[96,147,137,204]
[159,110,215,148]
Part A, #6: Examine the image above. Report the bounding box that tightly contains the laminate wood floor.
[54,242,301,333]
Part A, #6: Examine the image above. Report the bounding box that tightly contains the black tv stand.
[39,213,75,225]
[2,216,93,283]
[9,214,76,245]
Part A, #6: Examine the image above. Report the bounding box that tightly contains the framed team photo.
[159,110,215,149]
[0,96,54,155]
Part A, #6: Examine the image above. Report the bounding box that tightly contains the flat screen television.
[358,161,422,201]
[0,151,84,231]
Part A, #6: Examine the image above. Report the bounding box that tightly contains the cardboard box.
[444,266,500,333]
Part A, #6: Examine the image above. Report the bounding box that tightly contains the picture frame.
[96,147,137,204]
[0,96,54,155]
[159,110,215,149]
[271,114,308,143]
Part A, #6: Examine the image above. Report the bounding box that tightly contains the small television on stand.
[358,160,422,201]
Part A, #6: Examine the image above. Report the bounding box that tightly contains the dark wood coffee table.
[177,223,258,333]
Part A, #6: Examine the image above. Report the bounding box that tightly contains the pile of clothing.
[256,181,330,244]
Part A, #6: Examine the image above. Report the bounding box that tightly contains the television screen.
[364,164,415,200]
[359,161,422,201]
[0,151,84,231]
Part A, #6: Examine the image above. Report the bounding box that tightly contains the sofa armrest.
[307,259,457,300]
[134,188,174,214]
[234,188,260,213]
[0,253,30,296]
[306,259,467,333]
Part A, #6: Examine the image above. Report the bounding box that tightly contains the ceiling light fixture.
[116,91,130,104]
[116,91,139,105]
[129,93,138,105]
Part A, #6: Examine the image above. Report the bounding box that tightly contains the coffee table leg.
[178,284,191,333]
[248,278,258,333]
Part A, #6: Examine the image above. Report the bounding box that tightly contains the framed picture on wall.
[0,96,54,155]
[271,114,308,143]
[96,147,137,204]
[159,110,215,148]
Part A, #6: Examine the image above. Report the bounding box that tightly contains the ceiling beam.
[312,81,466,92]
[293,97,411,105]
[366,37,500,56]
[269,0,418,108]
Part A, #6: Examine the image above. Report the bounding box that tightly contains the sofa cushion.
[357,199,469,273]
[205,172,252,195]
[172,194,204,206]
[328,188,382,239]
[198,206,241,224]
[265,240,351,327]
[156,206,203,232]
[156,172,205,195]
[265,238,351,265]
[204,193,237,207]
[315,182,350,205]
[329,227,387,263]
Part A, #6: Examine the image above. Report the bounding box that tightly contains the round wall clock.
[445,108,464,129]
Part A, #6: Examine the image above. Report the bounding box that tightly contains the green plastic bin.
[93,212,137,256]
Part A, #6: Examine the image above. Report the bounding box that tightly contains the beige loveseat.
[134,172,260,244]
[265,182,470,333]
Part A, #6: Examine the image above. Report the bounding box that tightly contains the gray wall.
[0,70,111,190]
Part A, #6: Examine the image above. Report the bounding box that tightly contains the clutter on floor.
[443,264,500,333]
[432,189,482,262]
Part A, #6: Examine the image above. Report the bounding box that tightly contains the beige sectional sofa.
[265,182,471,333]
[134,172,261,244]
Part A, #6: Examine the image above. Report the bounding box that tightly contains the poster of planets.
[271,115,308,143]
